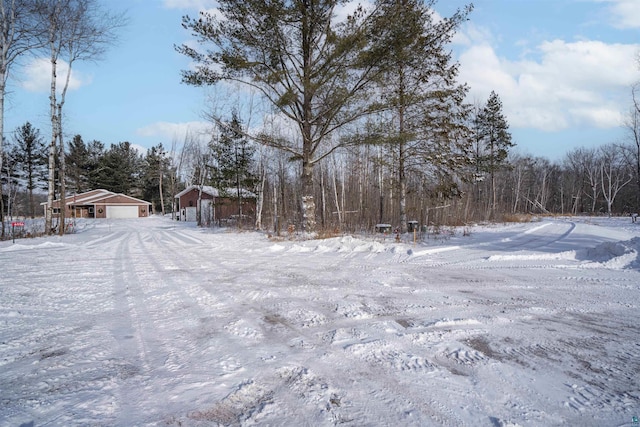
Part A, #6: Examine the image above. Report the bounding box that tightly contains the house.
[175,185,257,225]
[42,189,152,219]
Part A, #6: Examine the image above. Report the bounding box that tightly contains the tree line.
[3,92,639,236]
[6,88,638,236]
[1,125,176,218]
[175,0,639,234]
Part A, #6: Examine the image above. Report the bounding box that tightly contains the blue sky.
[5,0,640,161]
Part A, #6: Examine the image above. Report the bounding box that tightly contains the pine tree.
[96,142,142,195]
[141,144,171,215]
[210,111,257,222]
[372,0,473,232]
[476,90,514,216]
[11,122,47,218]
[85,140,105,190]
[66,134,90,194]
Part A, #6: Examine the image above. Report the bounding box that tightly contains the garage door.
[106,205,139,218]
[183,207,197,222]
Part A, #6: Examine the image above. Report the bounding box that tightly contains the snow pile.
[0,241,68,252]
[486,250,577,262]
[273,235,392,256]
[580,237,640,269]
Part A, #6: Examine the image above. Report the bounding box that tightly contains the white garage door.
[106,205,139,218]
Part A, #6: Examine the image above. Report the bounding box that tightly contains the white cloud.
[162,0,218,10]
[135,121,213,144]
[458,37,639,131]
[597,0,640,29]
[20,58,91,94]
[452,22,495,47]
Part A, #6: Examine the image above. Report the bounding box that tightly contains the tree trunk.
[58,136,66,235]
[398,89,407,233]
[272,179,279,235]
[255,166,265,230]
[301,158,316,234]
[46,52,58,235]
[319,163,326,229]
[159,168,164,217]
[0,79,5,238]
[513,166,522,213]
[57,104,66,236]
[332,164,342,228]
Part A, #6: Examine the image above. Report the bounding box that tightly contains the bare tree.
[178,130,213,226]
[563,149,588,214]
[566,147,602,214]
[627,84,640,209]
[169,135,186,220]
[599,143,633,217]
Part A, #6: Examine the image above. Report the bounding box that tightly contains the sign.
[11,221,25,244]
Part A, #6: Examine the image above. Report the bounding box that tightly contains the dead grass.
[315,227,342,240]
[499,213,536,223]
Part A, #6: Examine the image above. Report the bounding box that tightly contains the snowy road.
[1,217,639,426]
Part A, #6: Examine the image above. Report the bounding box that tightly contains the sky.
[4,0,640,161]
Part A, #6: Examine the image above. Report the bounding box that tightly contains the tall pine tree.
[66,135,90,194]
[95,142,142,195]
[372,0,473,232]
[11,122,47,218]
[476,90,514,216]
[141,144,171,216]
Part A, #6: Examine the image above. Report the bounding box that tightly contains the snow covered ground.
[1,216,639,426]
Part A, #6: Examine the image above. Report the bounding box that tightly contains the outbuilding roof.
[175,185,257,199]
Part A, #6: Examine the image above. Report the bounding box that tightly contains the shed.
[175,185,257,225]
[42,189,151,219]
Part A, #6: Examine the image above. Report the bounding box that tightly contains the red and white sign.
[11,222,25,227]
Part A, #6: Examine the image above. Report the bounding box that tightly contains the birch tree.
[35,0,124,234]
[572,147,602,213]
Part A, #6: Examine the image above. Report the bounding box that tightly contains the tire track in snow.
[130,229,219,377]
[404,221,578,267]
[142,233,468,424]
[123,228,291,420]
[109,231,155,423]
[0,234,125,425]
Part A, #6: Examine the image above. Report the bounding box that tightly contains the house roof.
[175,184,257,199]
[42,189,151,207]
